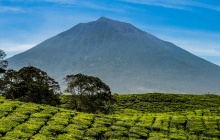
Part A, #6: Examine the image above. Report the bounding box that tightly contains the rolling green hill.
[113,93,220,113]
[61,93,220,113]
[1,93,220,139]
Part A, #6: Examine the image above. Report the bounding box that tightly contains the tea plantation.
[113,93,220,113]
[1,93,220,140]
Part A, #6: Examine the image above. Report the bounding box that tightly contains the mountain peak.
[96,17,119,24]
[95,17,148,38]
[97,16,111,22]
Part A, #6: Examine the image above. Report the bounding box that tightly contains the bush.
[4,130,32,140]
[85,127,108,138]
[57,134,77,140]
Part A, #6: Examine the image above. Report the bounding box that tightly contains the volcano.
[8,17,220,94]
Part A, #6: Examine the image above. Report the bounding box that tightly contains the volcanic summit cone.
[8,17,220,94]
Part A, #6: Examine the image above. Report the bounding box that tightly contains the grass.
[1,93,220,139]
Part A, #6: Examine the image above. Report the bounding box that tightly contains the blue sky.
[1,0,220,65]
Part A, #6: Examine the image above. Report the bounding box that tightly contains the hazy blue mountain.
[8,17,220,94]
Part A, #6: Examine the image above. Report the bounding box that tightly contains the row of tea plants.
[1,97,220,139]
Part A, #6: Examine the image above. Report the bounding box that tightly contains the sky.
[0,0,220,65]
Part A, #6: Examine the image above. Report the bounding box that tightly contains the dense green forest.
[1,93,220,139]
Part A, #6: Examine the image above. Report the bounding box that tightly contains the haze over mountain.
[8,17,220,94]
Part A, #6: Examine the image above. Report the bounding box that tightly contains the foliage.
[113,93,220,113]
[64,73,113,113]
[0,50,8,95]
[60,92,220,115]
[1,66,61,106]
[0,50,8,74]
[1,96,220,139]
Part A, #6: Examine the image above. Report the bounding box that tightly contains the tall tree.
[0,69,19,96]
[0,50,8,73]
[64,73,113,113]
[1,66,61,106]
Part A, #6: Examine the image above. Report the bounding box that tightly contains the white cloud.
[0,43,35,58]
[121,0,220,11]
[187,48,220,56]
[151,28,220,66]
[42,0,125,12]
[188,1,220,11]
[0,6,24,12]
[121,0,187,9]
[137,24,220,58]
[45,0,77,4]
[159,34,220,57]
[79,1,125,12]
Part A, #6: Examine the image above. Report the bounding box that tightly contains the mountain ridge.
[7,17,220,94]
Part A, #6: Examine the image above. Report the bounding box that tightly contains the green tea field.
[1,93,220,140]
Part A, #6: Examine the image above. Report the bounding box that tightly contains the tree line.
[0,50,114,114]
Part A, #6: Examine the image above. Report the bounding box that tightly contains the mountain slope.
[8,17,220,94]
